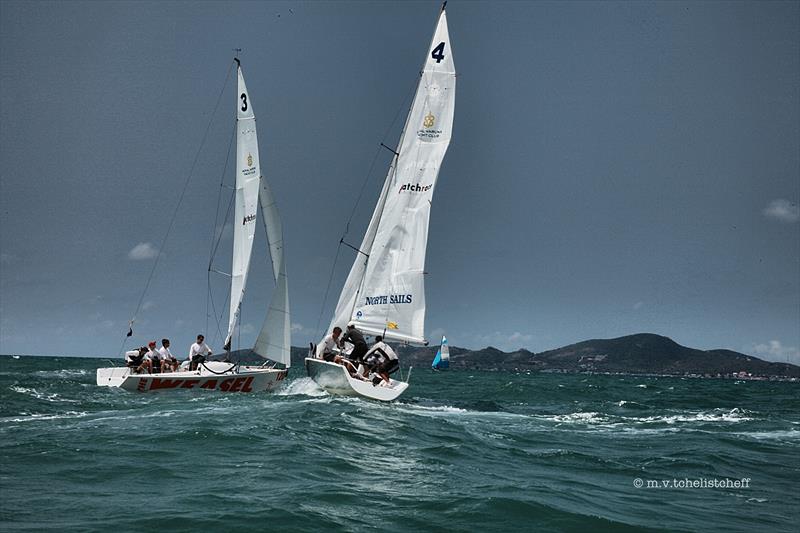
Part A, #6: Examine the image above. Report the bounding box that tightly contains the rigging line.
[208,120,238,270]
[314,241,344,339]
[207,280,226,350]
[209,188,236,269]
[314,76,418,342]
[342,76,418,237]
[122,60,235,351]
[205,119,236,340]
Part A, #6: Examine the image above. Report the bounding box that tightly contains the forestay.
[329,9,456,344]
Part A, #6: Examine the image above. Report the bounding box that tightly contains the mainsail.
[225,61,261,350]
[329,6,455,345]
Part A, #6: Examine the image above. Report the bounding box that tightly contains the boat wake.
[278,377,327,397]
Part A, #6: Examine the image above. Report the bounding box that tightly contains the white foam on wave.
[399,404,468,414]
[1,411,89,424]
[550,411,608,424]
[276,377,327,397]
[634,408,753,425]
[34,369,89,378]
[9,386,79,403]
[536,408,754,431]
[731,429,800,441]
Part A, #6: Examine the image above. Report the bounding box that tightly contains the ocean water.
[1,355,798,532]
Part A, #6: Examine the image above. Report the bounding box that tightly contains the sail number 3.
[240,93,248,112]
[431,42,446,63]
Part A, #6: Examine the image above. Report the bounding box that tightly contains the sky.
[1,0,798,363]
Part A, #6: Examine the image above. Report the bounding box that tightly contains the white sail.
[253,179,291,367]
[432,335,449,369]
[440,335,450,362]
[328,8,455,344]
[225,63,261,349]
[328,161,394,336]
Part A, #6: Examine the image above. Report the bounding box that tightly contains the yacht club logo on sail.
[242,153,256,176]
[417,111,442,140]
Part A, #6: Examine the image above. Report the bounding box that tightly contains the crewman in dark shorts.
[340,323,369,365]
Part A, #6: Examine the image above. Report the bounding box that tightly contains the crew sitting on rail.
[316,326,343,362]
[125,346,148,373]
[159,338,179,372]
[364,335,400,387]
[144,341,162,373]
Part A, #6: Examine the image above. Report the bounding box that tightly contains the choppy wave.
[0,355,797,533]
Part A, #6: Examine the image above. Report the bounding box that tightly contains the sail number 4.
[431,42,446,63]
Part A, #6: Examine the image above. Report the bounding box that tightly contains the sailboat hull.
[304,358,408,401]
[96,362,287,393]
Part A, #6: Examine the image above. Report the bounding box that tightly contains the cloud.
[750,340,800,364]
[633,301,644,310]
[128,242,158,260]
[763,199,799,223]
[508,331,533,345]
[240,323,255,334]
[429,327,446,341]
[291,322,318,339]
[471,330,535,351]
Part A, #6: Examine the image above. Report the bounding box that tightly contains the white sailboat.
[306,3,456,401]
[431,335,449,370]
[97,59,291,393]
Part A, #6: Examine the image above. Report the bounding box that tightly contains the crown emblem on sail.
[423,112,435,128]
[247,153,253,167]
[386,321,399,330]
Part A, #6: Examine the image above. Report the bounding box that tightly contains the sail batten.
[327,9,455,345]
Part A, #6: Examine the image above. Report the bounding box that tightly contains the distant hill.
[285,333,799,378]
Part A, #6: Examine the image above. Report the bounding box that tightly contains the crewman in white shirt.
[189,334,212,371]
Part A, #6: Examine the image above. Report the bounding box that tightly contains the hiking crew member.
[316,327,343,362]
[364,335,400,386]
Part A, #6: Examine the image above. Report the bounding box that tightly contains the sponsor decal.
[387,321,399,330]
[247,153,253,167]
[423,112,435,128]
[398,182,433,194]
[364,294,413,305]
[140,376,255,392]
[356,310,363,319]
[242,214,256,225]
